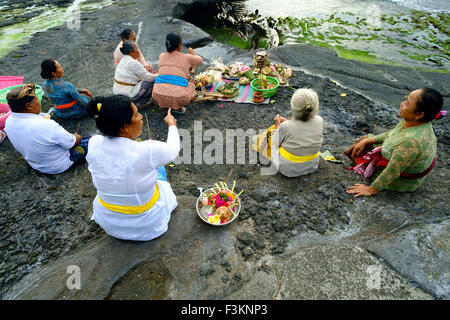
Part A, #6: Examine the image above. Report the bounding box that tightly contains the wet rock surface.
[366,219,450,299]
[0,0,449,299]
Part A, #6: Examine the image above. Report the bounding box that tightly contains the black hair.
[6,86,35,112]
[120,28,134,41]
[40,59,57,80]
[85,94,134,137]
[120,40,137,55]
[165,32,182,52]
[415,88,443,122]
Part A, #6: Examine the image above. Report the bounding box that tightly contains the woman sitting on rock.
[4,84,89,174]
[41,59,93,119]
[113,40,158,108]
[114,28,153,72]
[152,32,203,114]
[345,88,444,197]
[85,94,180,241]
[253,88,324,177]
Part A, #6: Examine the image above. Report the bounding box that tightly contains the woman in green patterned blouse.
[346,88,444,197]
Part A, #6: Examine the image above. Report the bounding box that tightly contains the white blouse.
[113,55,157,98]
[86,126,180,241]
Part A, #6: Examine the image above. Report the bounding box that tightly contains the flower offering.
[198,181,243,225]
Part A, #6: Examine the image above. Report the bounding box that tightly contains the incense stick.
[145,113,150,139]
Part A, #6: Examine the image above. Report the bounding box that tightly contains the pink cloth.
[350,146,384,181]
[152,51,203,110]
[114,41,153,71]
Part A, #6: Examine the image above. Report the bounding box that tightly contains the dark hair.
[6,86,35,112]
[86,95,134,137]
[120,40,137,55]
[165,32,182,52]
[415,88,443,122]
[40,59,57,80]
[120,28,134,41]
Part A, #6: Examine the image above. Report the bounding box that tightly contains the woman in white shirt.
[113,40,158,108]
[253,88,324,177]
[85,94,180,241]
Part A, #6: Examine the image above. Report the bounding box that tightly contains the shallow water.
[0,0,449,71]
[245,0,450,17]
[0,0,112,59]
[242,0,450,71]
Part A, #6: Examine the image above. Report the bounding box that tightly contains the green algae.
[199,7,449,73]
[0,0,112,60]
[205,27,252,50]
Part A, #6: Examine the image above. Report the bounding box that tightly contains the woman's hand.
[164,109,177,127]
[274,114,286,128]
[346,184,378,197]
[81,89,94,98]
[351,138,369,158]
[73,133,82,146]
[344,135,369,160]
[187,47,196,55]
[144,64,153,73]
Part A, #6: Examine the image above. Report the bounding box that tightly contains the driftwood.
[198,91,223,97]
[194,90,225,102]
[194,96,218,102]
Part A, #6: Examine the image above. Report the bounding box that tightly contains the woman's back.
[272,115,324,177]
[152,51,202,110]
[157,51,200,78]
[87,135,158,200]
[279,115,323,156]
[43,78,88,119]
[43,78,75,103]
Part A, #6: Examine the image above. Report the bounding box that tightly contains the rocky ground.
[0,0,449,300]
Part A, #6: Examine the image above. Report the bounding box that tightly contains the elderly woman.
[41,59,93,119]
[4,84,89,174]
[114,28,153,72]
[113,40,158,108]
[152,32,203,113]
[346,87,444,197]
[85,94,180,241]
[253,88,324,177]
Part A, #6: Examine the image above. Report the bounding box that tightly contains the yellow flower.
[208,214,221,224]
[325,156,336,161]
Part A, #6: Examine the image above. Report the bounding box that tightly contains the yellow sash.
[98,184,159,215]
[279,147,319,163]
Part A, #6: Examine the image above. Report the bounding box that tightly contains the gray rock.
[199,263,216,276]
[242,247,254,260]
[229,244,432,300]
[366,220,450,299]
[237,232,254,246]
[0,241,11,249]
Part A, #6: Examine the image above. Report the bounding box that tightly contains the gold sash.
[98,184,159,214]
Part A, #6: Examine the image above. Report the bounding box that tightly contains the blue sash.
[155,75,188,87]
